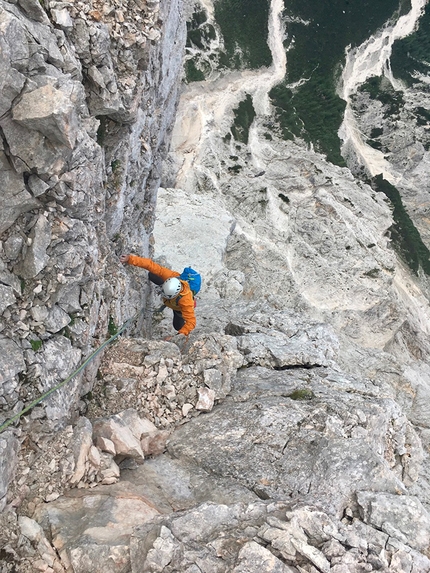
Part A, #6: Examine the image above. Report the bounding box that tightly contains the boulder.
[17,0,50,23]
[69,417,93,486]
[357,491,430,552]
[12,84,79,148]
[34,490,160,573]
[234,541,297,573]
[19,214,52,279]
[93,415,144,460]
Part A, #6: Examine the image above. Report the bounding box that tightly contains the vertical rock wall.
[0,0,186,508]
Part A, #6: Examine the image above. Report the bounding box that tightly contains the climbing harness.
[0,307,151,435]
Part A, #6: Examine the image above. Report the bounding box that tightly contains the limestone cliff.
[2,0,430,572]
[0,0,186,509]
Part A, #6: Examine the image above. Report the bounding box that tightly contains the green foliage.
[289,388,314,401]
[270,77,347,166]
[416,107,430,127]
[366,139,383,150]
[231,94,256,144]
[214,0,272,70]
[363,268,380,278]
[271,0,399,165]
[30,339,43,352]
[359,76,404,118]
[372,174,430,275]
[391,1,430,87]
[278,193,290,204]
[228,164,242,174]
[108,316,118,336]
[185,59,206,83]
[111,159,121,172]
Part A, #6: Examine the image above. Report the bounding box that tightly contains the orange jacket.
[127,255,196,336]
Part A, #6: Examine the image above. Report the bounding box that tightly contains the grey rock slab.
[50,7,73,29]
[119,453,257,513]
[0,430,20,510]
[0,336,26,385]
[19,213,52,279]
[0,9,30,73]
[28,174,50,197]
[4,234,24,260]
[237,326,338,369]
[115,408,157,440]
[12,84,79,148]
[34,489,160,573]
[233,541,297,573]
[0,67,26,117]
[44,305,71,333]
[55,282,82,314]
[0,284,16,313]
[139,525,180,572]
[357,491,430,552]
[69,417,93,485]
[167,393,409,515]
[37,335,82,421]
[1,114,68,176]
[17,0,49,23]
[0,150,39,234]
[0,264,22,294]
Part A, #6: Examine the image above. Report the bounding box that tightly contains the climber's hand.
[119,254,129,264]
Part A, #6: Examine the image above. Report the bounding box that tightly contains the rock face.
[0,0,186,509]
[2,0,430,572]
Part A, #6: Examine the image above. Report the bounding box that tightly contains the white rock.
[95,436,116,456]
[195,387,215,412]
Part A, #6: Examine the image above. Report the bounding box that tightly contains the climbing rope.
[0,308,150,435]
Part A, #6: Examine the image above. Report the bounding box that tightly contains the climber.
[119,254,196,339]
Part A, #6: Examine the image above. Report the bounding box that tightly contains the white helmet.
[162,277,181,299]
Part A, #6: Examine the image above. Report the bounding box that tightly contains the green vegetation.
[228,164,242,174]
[416,107,430,127]
[185,59,206,82]
[231,94,256,144]
[289,388,314,401]
[270,0,400,165]
[111,159,121,172]
[108,316,118,336]
[270,78,347,166]
[214,0,272,70]
[391,1,430,86]
[358,76,404,118]
[363,268,380,278]
[184,8,218,82]
[30,339,43,352]
[372,174,430,275]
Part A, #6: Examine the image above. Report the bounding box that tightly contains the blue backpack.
[179,267,201,296]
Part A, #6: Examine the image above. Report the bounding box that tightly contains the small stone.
[95,436,116,456]
[195,387,215,412]
[182,403,193,416]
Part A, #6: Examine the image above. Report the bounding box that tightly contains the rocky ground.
[2,295,430,572]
